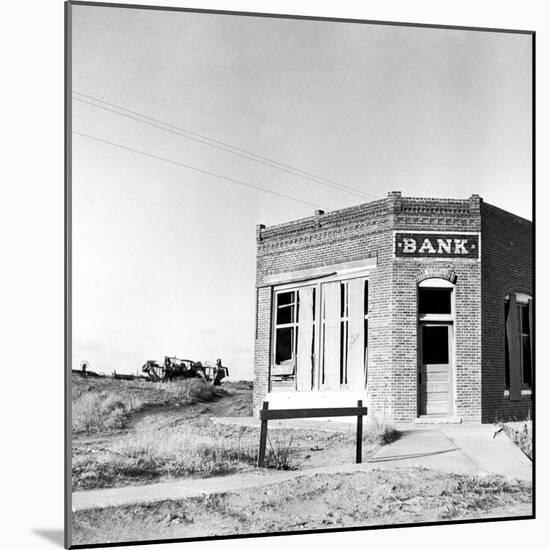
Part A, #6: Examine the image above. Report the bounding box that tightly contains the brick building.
[253,192,532,424]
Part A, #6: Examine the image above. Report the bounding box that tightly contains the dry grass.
[157,378,223,402]
[72,424,259,490]
[72,413,400,489]
[72,377,221,434]
[364,416,400,445]
[72,376,400,491]
[502,421,532,460]
[265,432,296,470]
[72,392,144,433]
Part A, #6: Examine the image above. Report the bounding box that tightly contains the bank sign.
[395,232,479,259]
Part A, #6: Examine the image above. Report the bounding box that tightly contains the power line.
[72,90,379,201]
[73,130,324,209]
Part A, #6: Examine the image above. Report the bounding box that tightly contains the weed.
[364,416,400,445]
[503,423,532,459]
[265,432,297,470]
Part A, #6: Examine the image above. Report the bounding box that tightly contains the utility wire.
[72,91,379,201]
[73,131,324,209]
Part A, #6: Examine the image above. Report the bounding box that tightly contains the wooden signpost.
[257,400,368,467]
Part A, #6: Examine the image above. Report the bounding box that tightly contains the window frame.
[272,288,299,370]
[417,278,456,417]
[270,272,370,391]
[504,292,532,393]
[417,278,455,323]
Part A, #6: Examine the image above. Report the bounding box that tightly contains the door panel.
[347,278,365,390]
[418,324,452,416]
[296,286,314,391]
[322,282,341,390]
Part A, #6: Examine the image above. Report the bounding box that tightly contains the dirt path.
[128,386,252,432]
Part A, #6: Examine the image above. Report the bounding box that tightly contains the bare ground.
[72,377,390,490]
[72,467,532,545]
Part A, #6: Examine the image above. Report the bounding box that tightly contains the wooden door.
[418,323,453,416]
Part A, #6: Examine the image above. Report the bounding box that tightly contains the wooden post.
[356,400,363,464]
[258,401,269,467]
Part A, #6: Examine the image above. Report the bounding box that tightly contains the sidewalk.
[72,461,380,512]
[368,423,532,481]
[72,422,532,512]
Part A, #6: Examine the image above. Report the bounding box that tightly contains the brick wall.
[480,203,532,422]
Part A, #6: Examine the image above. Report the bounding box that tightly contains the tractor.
[142,356,228,385]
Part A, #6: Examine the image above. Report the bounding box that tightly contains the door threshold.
[415,415,462,424]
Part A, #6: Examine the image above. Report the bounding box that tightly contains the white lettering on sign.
[437,238,452,254]
[395,233,479,259]
[402,238,417,253]
[418,238,436,254]
[454,239,468,254]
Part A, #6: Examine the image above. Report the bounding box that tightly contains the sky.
[71,5,532,379]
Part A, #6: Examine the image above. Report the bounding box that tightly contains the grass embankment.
[72,467,532,544]
[73,377,246,488]
[72,376,222,433]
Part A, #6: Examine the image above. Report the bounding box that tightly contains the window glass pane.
[419,288,452,315]
[521,304,530,335]
[340,321,347,384]
[276,305,293,325]
[340,283,347,317]
[277,291,294,307]
[422,325,449,364]
[504,301,510,389]
[522,335,532,385]
[275,327,294,364]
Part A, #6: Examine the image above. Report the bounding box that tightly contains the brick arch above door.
[415,268,458,284]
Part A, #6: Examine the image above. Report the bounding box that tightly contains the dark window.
[504,301,510,389]
[519,303,532,386]
[419,288,452,315]
[275,327,294,364]
[276,291,295,325]
[504,295,532,392]
[274,290,299,366]
[522,334,532,385]
[422,325,449,364]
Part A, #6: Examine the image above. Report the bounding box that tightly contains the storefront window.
[271,276,368,391]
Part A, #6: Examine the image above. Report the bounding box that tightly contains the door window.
[422,325,449,364]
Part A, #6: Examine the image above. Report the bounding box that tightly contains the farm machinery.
[142,356,229,385]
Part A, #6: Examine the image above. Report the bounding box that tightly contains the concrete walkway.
[72,422,531,512]
[369,423,532,481]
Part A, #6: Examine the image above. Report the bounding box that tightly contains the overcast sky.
[71,5,532,378]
